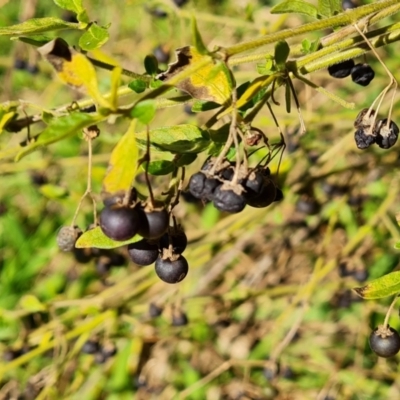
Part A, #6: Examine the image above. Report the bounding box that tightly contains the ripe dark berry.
[128,239,159,266]
[369,326,400,358]
[99,205,141,241]
[351,63,375,86]
[160,227,187,254]
[328,59,355,79]
[354,128,375,149]
[57,226,82,252]
[375,119,399,149]
[246,179,276,208]
[213,184,246,213]
[73,247,93,264]
[153,45,170,64]
[155,255,189,284]
[296,196,320,215]
[243,169,265,199]
[188,172,207,199]
[202,177,221,201]
[138,207,169,239]
[274,187,284,202]
[14,59,27,70]
[172,310,189,326]
[149,302,163,318]
[82,339,100,354]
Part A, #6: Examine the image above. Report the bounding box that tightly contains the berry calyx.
[155,255,189,284]
[128,239,159,266]
[354,128,375,149]
[213,184,246,213]
[160,226,187,255]
[328,59,355,79]
[351,63,375,86]
[369,325,400,358]
[99,205,141,241]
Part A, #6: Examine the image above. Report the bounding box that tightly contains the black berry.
[369,326,400,358]
[57,226,82,252]
[375,119,399,149]
[153,45,170,64]
[351,63,375,86]
[149,302,163,318]
[246,179,276,208]
[155,255,189,284]
[14,59,27,70]
[82,339,100,354]
[274,187,284,202]
[160,227,187,254]
[354,128,375,149]
[172,310,189,326]
[188,172,207,199]
[138,207,169,239]
[99,205,141,241]
[128,239,159,266]
[243,169,265,199]
[328,59,355,79]
[296,196,320,215]
[213,184,246,213]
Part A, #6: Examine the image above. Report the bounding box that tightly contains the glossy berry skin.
[246,179,276,208]
[155,255,189,284]
[188,172,207,199]
[328,59,355,78]
[351,63,375,86]
[213,185,246,213]
[354,128,375,149]
[138,208,169,239]
[99,205,141,241]
[243,169,265,199]
[375,119,399,149]
[369,326,400,358]
[160,229,187,254]
[128,239,159,266]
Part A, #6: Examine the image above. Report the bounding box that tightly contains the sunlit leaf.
[157,46,232,105]
[0,18,78,37]
[79,23,109,51]
[75,226,142,249]
[102,119,138,196]
[38,38,109,107]
[318,0,341,17]
[131,100,156,125]
[146,160,175,176]
[19,295,46,312]
[191,17,209,55]
[39,184,68,199]
[271,0,319,18]
[354,271,400,299]
[109,67,122,110]
[135,124,210,154]
[16,112,101,161]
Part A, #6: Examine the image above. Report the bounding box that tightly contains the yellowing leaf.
[354,271,400,299]
[102,119,139,195]
[75,226,141,249]
[38,38,110,108]
[0,111,16,134]
[110,67,122,110]
[19,295,46,312]
[157,46,232,105]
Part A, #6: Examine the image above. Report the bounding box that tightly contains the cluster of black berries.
[188,158,283,214]
[99,192,189,284]
[369,325,400,358]
[353,108,399,150]
[328,59,375,86]
[81,339,117,364]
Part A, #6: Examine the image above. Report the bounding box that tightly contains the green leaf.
[131,100,156,125]
[135,124,210,154]
[395,241,400,250]
[175,153,197,167]
[146,160,175,176]
[39,184,68,199]
[285,81,291,113]
[128,79,147,94]
[16,113,102,161]
[79,23,109,51]
[0,18,79,37]
[53,0,84,13]
[144,55,159,75]
[354,271,400,299]
[18,35,53,47]
[19,295,46,312]
[102,119,139,195]
[301,39,312,53]
[75,226,142,249]
[318,0,341,17]
[191,100,220,112]
[191,17,209,55]
[271,0,319,18]
[274,40,290,69]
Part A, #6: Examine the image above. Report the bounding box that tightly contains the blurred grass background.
[0,0,400,399]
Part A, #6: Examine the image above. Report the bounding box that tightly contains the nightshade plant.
[2,0,400,395]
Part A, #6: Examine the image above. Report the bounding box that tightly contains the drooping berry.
[188,172,207,199]
[82,339,100,354]
[351,63,375,86]
[369,326,400,358]
[155,255,189,284]
[213,184,246,213]
[57,226,82,252]
[354,108,376,130]
[138,207,169,239]
[149,302,163,318]
[128,239,159,266]
[354,128,375,149]
[328,59,355,79]
[243,169,265,199]
[160,227,187,254]
[172,310,189,326]
[375,119,399,149]
[246,179,276,208]
[99,205,141,241]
